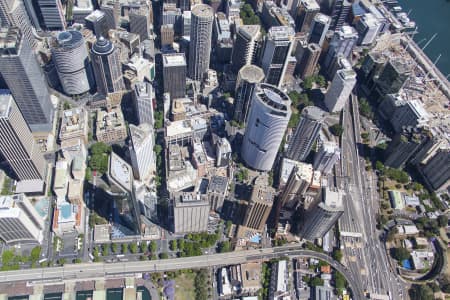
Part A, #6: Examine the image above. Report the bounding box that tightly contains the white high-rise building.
[355,13,381,46]
[0,194,45,244]
[188,4,214,81]
[313,141,340,174]
[308,13,330,47]
[129,123,155,182]
[324,69,356,112]
[241,83,291,171]
[133,81,154,126]
[260,26,295,87]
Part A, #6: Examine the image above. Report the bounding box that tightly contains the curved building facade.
[90,36,124,95]
[188,4,214,81]
[241,83,291,171]
[51,31,92,95]
[234,64,265,123]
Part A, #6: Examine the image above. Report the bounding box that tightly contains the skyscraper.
[242,83,291,171]
[36,0,66,30]
[286,106,324,162]
[308,13,330,47]
[294,0,320,33]
[51,30,93,96]
[0,194,45,244]
[260,26,295,87]
[296,43,321,79]
[375,58,412,95]
[231,25,261,73]
[0,27,54,133]
[163,53,187,99]
[322,25,358,76]
[330,0,351,30]
[300,187,344,240]
[129,123,155,181]
[313,141,340,175]
[280,162,313,208]
[129,2,153,40]
[0,0,37,48]
[133,81,154,126]
[234,64,265,123]
[85,10,109,38]
[418,149,450,191]
[90,36,124,96]
[242,174,275,231]
[324,69,356,113]
[188,4,214,81]
[0,91,46,181]
[355,13,381,46]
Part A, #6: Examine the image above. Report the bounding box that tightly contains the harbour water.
[397,0,450,76]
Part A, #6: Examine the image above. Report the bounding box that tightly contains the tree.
[359,97,373,118]
[391,247,410,261]
[159,252,169,259]
[63,101,72,110]
[437,215,448,227]
[129,242,138,254]
[217,241,232,253]
[73,258,82,264]
[169,240,178,251]
[310,277,324,286]
[375,161,385,172]
[302,76,314,90]
[330,124,344,137]
[288,112,300,128]
[111,243,118,254]
[154,111,164,129]
[316,75,326,88]
[149,241,157,253]
[332,249,343,262]
[178,239,185,251]
[57,258,66,266]
[140,242,148,253]
[85,167,92,181]
[102,244,109,256]
[88,142,112,174]
[30,246,41,263]
[409,284,434,300]
[154,144,162,155]
[194,269,209,300]
[334,271,347,289]
[121,243,128,254]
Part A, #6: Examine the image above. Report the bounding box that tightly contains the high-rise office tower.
[129,2,153,40]
[0,194,45,244]
[260,26,295,87]
[234,65,265,123]
[322,25,357,75]
[280,162,313,208]
[133,81,154,126]
[178,0,190,11]
[324,69,356,112]
[163,53,187,99]
[355,13,381,46]
[242,175,275,231]
[330,0,351,30]
[160,24,175,47]
[172,192,210,233]
[231,25,261,73]
[0,27,54,133]
[418,149,450,191]
[90,36,124,96]
[85,10,109,38]
[313,141,340,175]
[51,30,93,96]
[241,83,291,171]
[0,91,46,181]
[188,4,214,81]
[36,0,66,30]
[100,0,120,30]
[286,106,324,162]
[294,0,320,33]
[0,0,37,49]
[375,58,412,95]
[308,13,330,47]
[300,187,344,240]
[296,43,321,79]
[182,10,191,37]
[129,123,155,181]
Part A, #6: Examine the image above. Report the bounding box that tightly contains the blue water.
[397,0,450,76]
[402,259,412,270]
[250,234,261,243]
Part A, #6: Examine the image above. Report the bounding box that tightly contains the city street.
[338,94,408,298]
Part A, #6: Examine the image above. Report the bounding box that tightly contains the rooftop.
[314,13,330,24]
[267,26,295,40]
[163,53,186,67]
[208,176,228,193]
[302,106,325,121]
[130,123,153,149]
[301,0,320,10]
[109,152,132,192]
[238,65,265,83]
[238,25,261,39]
[0,91,12,118]
[191,4,214,18]
[323,187,344,209]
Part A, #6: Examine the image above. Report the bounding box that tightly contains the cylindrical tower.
[90,36,124,95]
[234,64,265,123]
[51,30,92,96]
[188,4,213,81]
[241,83,292,171]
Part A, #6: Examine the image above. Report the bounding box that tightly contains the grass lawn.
[174,272,196,300]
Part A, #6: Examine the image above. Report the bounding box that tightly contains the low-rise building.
[52,202,83,236]
[388,190,405,210]
[59,107,89,149]
[96,107,127,143]
[269,260,290,299]
[411,250,434,270]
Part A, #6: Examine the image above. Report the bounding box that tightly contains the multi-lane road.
[0,245,365,299]
[339,94,408,298]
